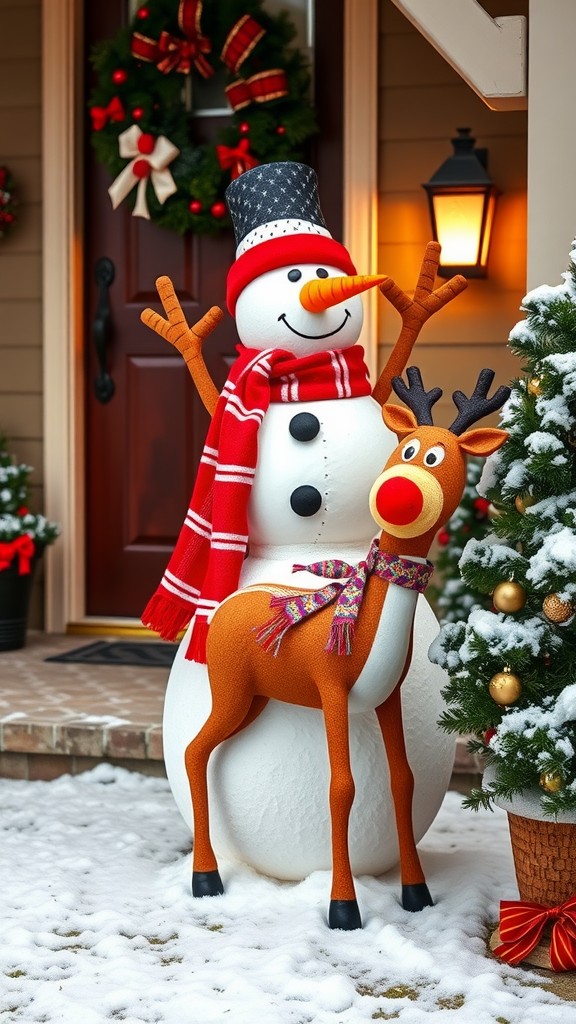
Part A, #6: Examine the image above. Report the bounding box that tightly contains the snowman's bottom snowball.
[163,598,454,881]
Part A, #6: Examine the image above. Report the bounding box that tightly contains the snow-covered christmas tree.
[428,457,492,623]
[430,243,576,816]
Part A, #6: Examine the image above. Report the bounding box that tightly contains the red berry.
[210,201,227,219]
[437,529,450,545]
[276,124,286,135]
[136,5,150,17]
[484,728,497,745]
[137,132,155,155]
[17,506,29,516]
[112,69,128,85]
[132,107,145,121]
[132,158,150,179]
[239,122,250,134]
[189,200,203,214]
[474,497,490,515]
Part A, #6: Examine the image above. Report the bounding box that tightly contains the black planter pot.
[0,552,40,652]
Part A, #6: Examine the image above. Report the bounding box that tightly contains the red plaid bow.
[494,895,576,971]
[0,534,35,574]
[131,0,213,78]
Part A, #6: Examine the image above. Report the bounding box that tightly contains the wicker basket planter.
[485,769,576,970]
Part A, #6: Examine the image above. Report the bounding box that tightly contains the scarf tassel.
[141,593,191,642]
[326,620,354,656]
[186,618,209,663]
[253,610,292,656]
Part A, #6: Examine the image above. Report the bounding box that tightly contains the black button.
[289,412,320,442]
[290,485,323,517]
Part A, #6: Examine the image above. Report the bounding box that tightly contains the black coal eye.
[316,268,329,278]
[287,269,302,282]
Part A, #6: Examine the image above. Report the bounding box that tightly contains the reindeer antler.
[141,276,224,417]
[449,369,511,435]
[391,366,443,425]
[372,243,467,406]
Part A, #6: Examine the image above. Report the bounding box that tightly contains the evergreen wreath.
[88,0,317,235]
[0,166,17,240]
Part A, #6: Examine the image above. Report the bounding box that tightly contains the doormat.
[46,640,177,668]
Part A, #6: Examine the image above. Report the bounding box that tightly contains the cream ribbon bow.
[108,125,180,220]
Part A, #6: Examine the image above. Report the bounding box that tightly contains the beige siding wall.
[378,0,528,424]
[0,0,44,626]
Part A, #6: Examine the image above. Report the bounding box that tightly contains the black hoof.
[402,882,433,912]
[192,870,224,898]
[328,899,362,930]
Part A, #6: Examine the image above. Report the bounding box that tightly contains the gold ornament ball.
[489,670,522,706]
[493,580,527,614]
[539,770,564,793]
[515,493,536,514]
[542,593,575,624]
[527,376,542,396]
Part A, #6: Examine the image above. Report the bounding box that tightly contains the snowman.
[142,162,465,882]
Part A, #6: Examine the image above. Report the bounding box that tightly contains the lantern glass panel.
[432,192,485,267]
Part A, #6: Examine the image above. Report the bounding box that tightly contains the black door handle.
[93,257,116,404]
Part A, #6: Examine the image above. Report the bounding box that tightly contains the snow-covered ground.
[1,766,572,1023]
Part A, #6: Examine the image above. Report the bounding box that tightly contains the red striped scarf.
[141,344,371,663]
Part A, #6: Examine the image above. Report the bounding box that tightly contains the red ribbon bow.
[131,0,213,78]
[494,895,576,971]
[216,138,259,180]
[90,96,125,132]
[0,534,35,575]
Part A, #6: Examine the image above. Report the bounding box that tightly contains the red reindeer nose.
[375,476,424,525]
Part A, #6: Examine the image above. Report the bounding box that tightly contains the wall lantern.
[422,128,498,278]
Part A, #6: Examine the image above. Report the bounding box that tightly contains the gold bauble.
[488,669,522,706]
[515,493,536,514]
[542,593,575,624]
[527,376,542,396]
[492,580,527,614]
[539,770,564,793]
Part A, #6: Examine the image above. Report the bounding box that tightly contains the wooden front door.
[84,0,344,619]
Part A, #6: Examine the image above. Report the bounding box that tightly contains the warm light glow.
[432,193,485,266]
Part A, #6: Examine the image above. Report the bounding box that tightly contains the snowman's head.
[235,263,372,356]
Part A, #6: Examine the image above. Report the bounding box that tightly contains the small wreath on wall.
[88,0,317,235]
[0,166,18,240]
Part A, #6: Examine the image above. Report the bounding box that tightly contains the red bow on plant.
[131,0,213,78]
[0,535,35,575]
[216,138,259,181]
[90,96,125,132]
[494,896,576,971]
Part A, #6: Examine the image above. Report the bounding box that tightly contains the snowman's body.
[163,380,455,880]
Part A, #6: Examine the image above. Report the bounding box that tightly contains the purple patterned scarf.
[255,539,433,656]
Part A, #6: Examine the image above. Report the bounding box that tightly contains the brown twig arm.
[140,275,224,417]
[372,243,467,406]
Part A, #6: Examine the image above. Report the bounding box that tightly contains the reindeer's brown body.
[184,386,509,929]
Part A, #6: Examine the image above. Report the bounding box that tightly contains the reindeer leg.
[184,692,261,898]
[320,687,361,930]
[376,676,433,913]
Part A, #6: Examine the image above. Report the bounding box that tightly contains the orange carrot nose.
[299,274,388,313]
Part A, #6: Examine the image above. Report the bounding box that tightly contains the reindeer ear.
[458,427,508,456]
[382,403,419,438]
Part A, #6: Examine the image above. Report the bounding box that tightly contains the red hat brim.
[226,235,357,315]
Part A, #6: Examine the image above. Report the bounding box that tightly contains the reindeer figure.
[184,367,510,930]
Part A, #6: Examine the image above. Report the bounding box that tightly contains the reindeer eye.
[401,438,420,462]
[424,445,445,467]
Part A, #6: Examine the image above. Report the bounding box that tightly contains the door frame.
[42,0,379,632]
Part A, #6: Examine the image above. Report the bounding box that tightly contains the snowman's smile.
[278,310,351,340]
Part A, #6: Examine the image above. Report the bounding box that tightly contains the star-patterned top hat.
[225,161,357,314]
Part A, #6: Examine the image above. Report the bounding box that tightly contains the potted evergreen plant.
[0,436,60,650]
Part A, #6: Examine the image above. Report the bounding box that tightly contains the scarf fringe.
[185,618,210,664]
[141,593,191,642]
[253,611,292,657]
[326,621,354,656]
